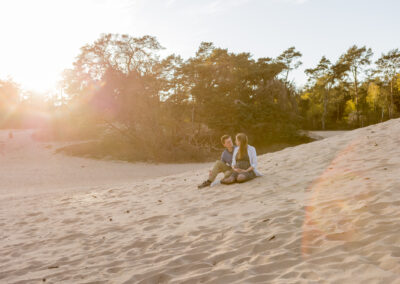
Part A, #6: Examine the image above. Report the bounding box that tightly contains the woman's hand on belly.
[244,166,254,172]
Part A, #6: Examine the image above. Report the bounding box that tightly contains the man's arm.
[221,150,229,165]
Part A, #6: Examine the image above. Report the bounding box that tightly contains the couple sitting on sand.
[198,133,262,189]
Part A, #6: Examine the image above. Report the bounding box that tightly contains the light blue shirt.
[232,145,262,177]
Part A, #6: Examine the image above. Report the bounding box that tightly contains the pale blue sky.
[0,0,399,92]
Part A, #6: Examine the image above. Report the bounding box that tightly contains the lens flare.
[301,139,372,257]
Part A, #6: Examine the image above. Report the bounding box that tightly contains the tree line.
[58,34,305,161]
[1,34,399,161]
[301,46,400,129]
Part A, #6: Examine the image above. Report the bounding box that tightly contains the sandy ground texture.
[0,129,211,200]
[1,120,400,283]
[300,130,349,141]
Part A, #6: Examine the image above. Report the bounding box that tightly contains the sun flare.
[0,0,133,93]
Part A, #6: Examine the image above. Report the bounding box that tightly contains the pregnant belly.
[236,160,250,170]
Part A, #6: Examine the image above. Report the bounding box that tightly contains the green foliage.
[56,36,304,161]
[276,46,303,84]
[301,45,400,130]
[344,99,356,116]
[4,34,400,162]
[0,78,20,128]
[179,42,299,145]
[366,82,380,109]
[375,49,400,118]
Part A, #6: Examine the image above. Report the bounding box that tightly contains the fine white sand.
[1,120,400,283]
[301,130,349,140]
[0,129,211,200]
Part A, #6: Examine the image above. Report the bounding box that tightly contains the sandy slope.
[306,131,349,140]
[1,120,400,283]
[0,129,211,200]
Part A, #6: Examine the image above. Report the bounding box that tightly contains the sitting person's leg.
[221,172,238,184]
[198,160,231,188]
[210,160,230,182]
[236,171,256,183]
[223,169,233,179]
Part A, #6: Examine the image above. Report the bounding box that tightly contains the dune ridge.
[1,119,400,283]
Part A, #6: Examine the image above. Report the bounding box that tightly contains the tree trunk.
[389,79,394,118]
[191,104,195,124]
[321,88,329,130]
[336,103,340,122]
[285,69,289,85]
[353,68,360,126]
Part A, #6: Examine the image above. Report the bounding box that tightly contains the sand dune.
[306,130,349,140]
[1,120,400,283]
[0,129,211,200]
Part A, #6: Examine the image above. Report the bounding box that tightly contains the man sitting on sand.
[198,135,235,189]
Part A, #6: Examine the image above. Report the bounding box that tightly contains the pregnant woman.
[221,133,262,184]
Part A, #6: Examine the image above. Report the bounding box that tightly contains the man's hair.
[220,135,231,145]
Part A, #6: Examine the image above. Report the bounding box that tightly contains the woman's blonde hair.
[236,133,248,159]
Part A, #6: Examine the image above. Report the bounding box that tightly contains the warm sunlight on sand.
[2,120,400,283]
[1,1,399,282]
